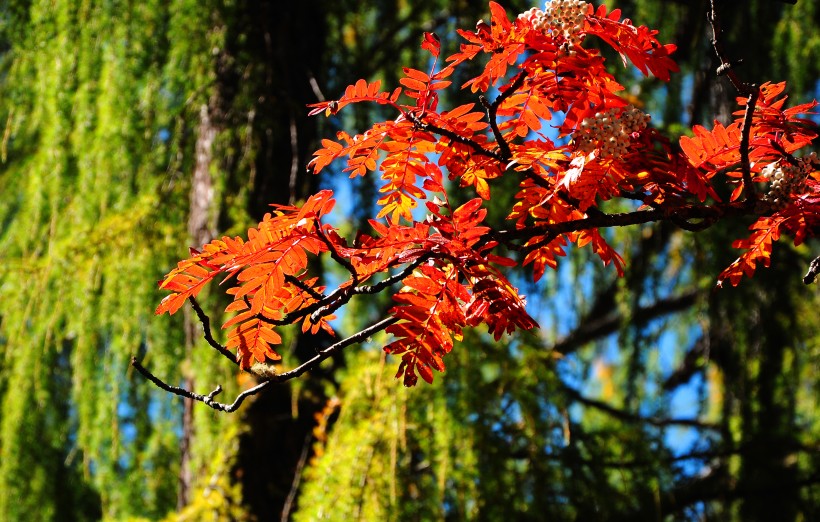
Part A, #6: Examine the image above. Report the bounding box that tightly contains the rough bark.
[179,103,219,509]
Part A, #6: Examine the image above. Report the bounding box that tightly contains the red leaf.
[453,198,483,221]
[421,32,440,57]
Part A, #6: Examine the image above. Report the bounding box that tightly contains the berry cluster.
[518,0,589,50]
[574,105,650,159]
[759,152,817,211]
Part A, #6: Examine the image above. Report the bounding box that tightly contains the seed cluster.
[574,105,650,159]
[518,0,589,50]
[759,152,817,211]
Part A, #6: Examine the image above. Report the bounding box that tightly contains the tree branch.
[481,71,528,161]
[315,220,359,285]
[803,254,820,284]
[707,1,754,97]
[285,273,326,301]
[494,200,746,250]
[132,316,399,412]
[552,290,699,356]
[352,252,436,295]
[131,355,260,413]
[407,112,504,163]
[708,0,759,203]
[271,316,399,382]
[662,335,708,391]
[189,296,236,364]
[562,385,720,431]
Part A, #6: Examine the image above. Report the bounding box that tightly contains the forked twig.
[131,316,398,412]
[189,296,236,364]
[708,0,759,203]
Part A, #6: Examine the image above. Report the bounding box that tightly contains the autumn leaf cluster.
[157,1,818,386]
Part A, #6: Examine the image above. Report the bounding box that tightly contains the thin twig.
[272,316,399,382]
[519,166,555,192]
[132,316,399,412]
[768,138,801,167]
[280,432,313,522]
[252,290,340,326]
[253,252,436,328]
[562,385,720,431]
[131,355,264,413]
[482,71,528,160]
[315,220,359,285]
[707,1,754,97]
[708,0,759,203]
[803,254,820,284]
[285,274,326,301]
[406,112,504,162]
[189,296,236,364]
[739,90,759,202]
[353,253,435,295]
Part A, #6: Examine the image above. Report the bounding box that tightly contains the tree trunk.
[180,103,219,509]
[206,0,332,518]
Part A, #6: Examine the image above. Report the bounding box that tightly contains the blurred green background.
[0,1,818,520]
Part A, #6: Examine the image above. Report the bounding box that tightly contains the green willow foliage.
[0,0,502,519]
[0,1,246,519]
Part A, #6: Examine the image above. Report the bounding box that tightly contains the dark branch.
[739,90,759,202]
[315,220,359,285]
[411,72,528,165]
[803,254,820,284]
[353,253,436,295]
[131,355,266,413]
[494,201,746,250]
[552,290,700,356]
[254,251,435,328]
[481,71,528,161]
[769,138,802,167]
[708,0,759,203]
[562,385,720,431]
[271,316,399,382]
[285,274,326,301]
[132,316,399,412]
[189,297,236,364]
[662,335,708,391]
[407,112,504,163]
[708,1,755,97]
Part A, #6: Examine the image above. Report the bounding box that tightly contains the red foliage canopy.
[156,1,818,387]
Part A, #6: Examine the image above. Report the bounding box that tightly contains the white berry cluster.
[518,0,589,50]
[759,152,817,211]
[574,105,651,159]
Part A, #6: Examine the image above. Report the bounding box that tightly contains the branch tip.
[803,255,820,285]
